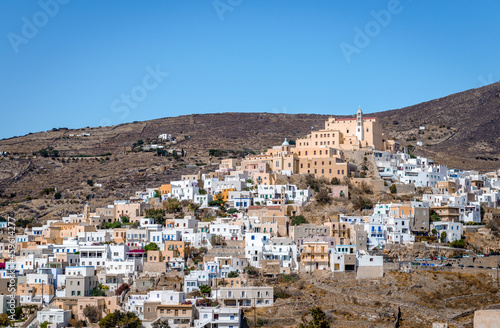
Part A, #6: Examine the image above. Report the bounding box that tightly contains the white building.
[195,307,241,328]
[36,308,71,328]
[432,222,463,243]
[183,270,211,293]
[244,232,271,268]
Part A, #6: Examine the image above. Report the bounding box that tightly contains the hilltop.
[376,81,500,171]
[0,82,500,207]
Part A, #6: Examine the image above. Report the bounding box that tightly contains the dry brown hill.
[0,82,499,205]
[373,81,500,171]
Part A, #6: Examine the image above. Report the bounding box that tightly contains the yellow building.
[436,181,457,194]
[240,108,389,180]
[215,188,235,202]
[296,107,385,151]
[158,184,172,196]
[300,239,330,272]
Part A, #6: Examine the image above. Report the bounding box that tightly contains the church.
[295,107,387,151]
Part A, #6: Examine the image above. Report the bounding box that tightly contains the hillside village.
[1,109,500,328]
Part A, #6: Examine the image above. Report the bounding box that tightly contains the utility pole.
[41,279,44,309]
[254,296,256,328]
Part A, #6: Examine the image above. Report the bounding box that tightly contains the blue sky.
[1,0,499,139]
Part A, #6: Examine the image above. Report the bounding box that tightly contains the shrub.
[99,311,141,328]
[144,242,159,251]
[315,189,332,205]
[390,184,397,194]
[449,239,466,248]
[105,221,122,229]
[290,215,308,226]
[40,187,56,196]
[280,273,299,283]
[68,319,83,328]
[0,313,10,327]
[115,283,130,296]
[83,305,101,323]
[228,271,239,278]
[353,196,373,210]
[246,266,259,276]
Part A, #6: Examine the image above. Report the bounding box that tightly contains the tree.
[228,271,239,278]
[209,194,226,210]
[163,198,181,213]
[430,210,441,222]
[152,318,171,328]
[105,221,122,229]
[246,266,259,275]
[188,202,201,213]
[227,208,238,214]
[84,305,101,323]
[90,286,106,296]
[306,174,321,192]
[99,311,141,328]
[199,284,211,295]
[431,228,438,236]
[121,216,130,224]
[450,239,466,248]
[299,307,330,328]
[390,184,397,194]
[12,307,22,320]
[40,322,50,328]
[290,215,308,226]
[0,313,10,327]
[315,189,332,205]
[144,242,159,251]
[154,190,160,198]
[87,179,94,187]
[352,196,373,210]
[145,208,167,225]
[54,191,62,199]
[331,177,340,185]
[440,231,447,243]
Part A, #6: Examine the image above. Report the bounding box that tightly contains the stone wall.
[357,266,383,279]
[142,262,167,274]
